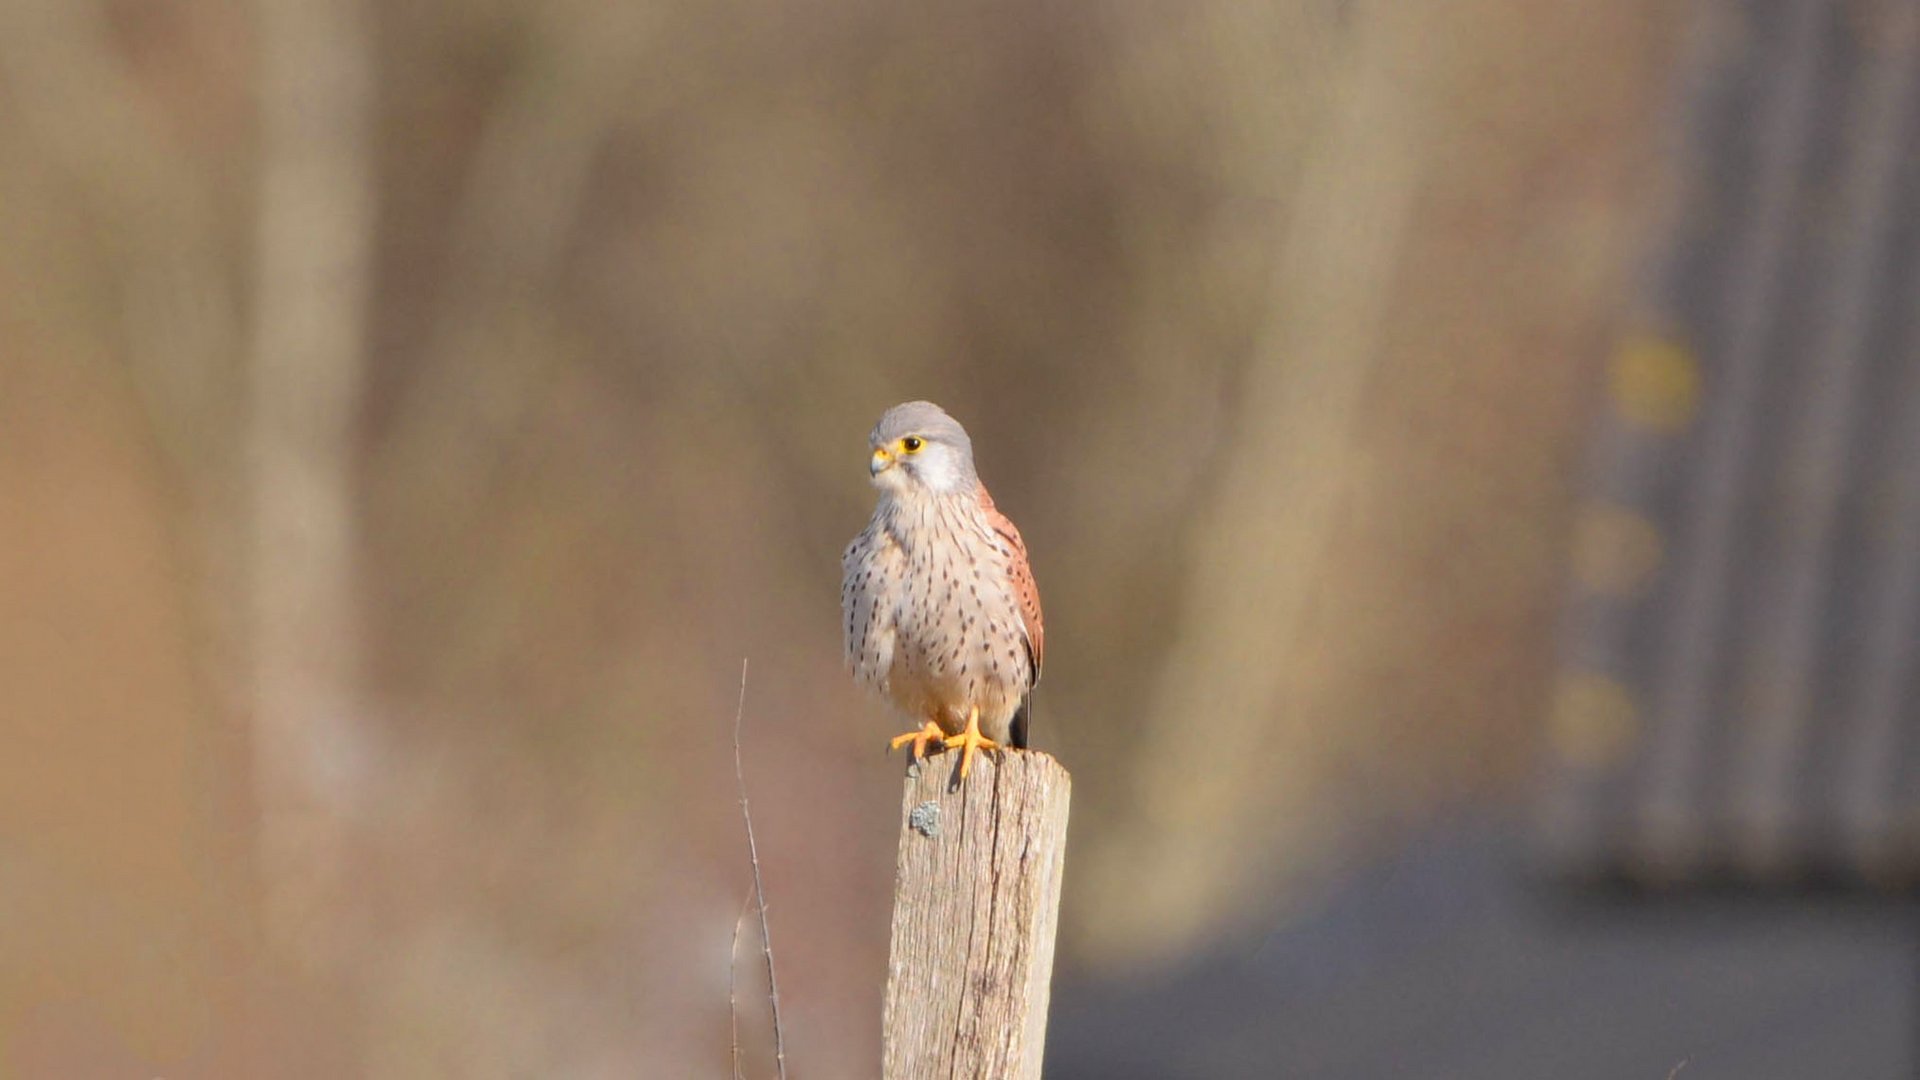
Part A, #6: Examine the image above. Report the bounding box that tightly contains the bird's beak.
[870,447,893,477]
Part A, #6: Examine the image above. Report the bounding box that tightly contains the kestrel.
[842,401,1046,779]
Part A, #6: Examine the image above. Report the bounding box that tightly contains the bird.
[841,401,1045,779]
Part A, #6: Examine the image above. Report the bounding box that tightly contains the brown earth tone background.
[0,1,1692,1076]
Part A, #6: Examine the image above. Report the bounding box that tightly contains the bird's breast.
[878,496,1032,734]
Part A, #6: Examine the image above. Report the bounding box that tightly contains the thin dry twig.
[728,889,752,1080]
[1666,1060,1688,1080]
[733,658,788,1080]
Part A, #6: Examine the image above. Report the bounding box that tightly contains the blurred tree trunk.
[1075,0,1676,969]
[248,0,376,970]
[1081,0,1432,965]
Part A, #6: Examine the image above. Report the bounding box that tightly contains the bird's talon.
[888,719,947,761]
[942,706,1000,779]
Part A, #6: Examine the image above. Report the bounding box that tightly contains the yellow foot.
[888,719,947,761]
[942,706,1001,779]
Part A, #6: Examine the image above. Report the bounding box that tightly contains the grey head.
[867,400,978,496]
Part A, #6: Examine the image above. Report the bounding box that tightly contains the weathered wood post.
[883,750,1071,1079]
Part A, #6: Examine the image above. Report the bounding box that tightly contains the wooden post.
[883,750,1071,1079]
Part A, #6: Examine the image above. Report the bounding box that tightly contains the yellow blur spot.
[1549,672,1640,769]
[1609,336,1700,432]
[1570,502,1665,597]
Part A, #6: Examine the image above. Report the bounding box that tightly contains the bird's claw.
[942,706,1000,779]
[889,719,947,761]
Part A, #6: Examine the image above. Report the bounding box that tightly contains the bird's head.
[867,400,977,497]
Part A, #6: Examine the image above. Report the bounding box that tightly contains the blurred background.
[4,0,1917,1076]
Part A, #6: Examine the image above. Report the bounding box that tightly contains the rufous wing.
[976,482,1044,685]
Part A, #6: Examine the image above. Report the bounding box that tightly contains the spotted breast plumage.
[842,401,1045,777]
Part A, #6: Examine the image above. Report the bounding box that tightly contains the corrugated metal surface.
[1540,0,1920,885]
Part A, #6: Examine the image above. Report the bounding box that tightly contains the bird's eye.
[901,436,924,453]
